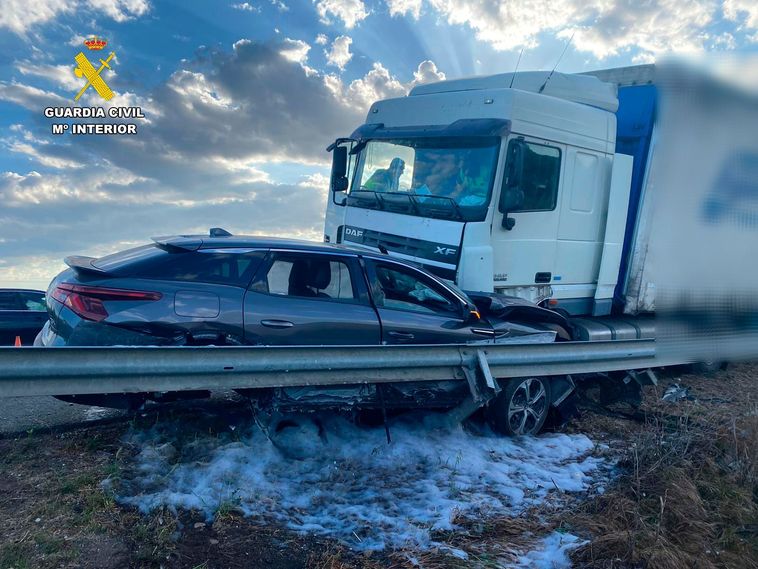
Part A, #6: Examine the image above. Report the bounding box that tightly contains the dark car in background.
[35,229,570,434]
[0,289,47,346]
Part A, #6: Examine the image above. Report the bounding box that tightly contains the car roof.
[0,289,45,294]
[153,233,389,260]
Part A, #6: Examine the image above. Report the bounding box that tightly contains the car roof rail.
[210,227,232,237]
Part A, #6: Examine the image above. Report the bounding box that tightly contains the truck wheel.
[487,377,552,436]
[689,360,726,375]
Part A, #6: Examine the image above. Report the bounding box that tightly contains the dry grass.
[567,364,758,569]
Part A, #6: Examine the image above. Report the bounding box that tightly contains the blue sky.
[1,0,757,288]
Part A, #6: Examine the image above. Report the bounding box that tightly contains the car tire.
[487,377,552,436]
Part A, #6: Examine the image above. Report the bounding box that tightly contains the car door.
[243,251,381,345]
[363,259,493,344]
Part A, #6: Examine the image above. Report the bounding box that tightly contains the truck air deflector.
[350,118,510,141]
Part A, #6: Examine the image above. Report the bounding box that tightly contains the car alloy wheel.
[487,376,552,436]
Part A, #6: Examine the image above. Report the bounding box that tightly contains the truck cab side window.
[504,140,561,212]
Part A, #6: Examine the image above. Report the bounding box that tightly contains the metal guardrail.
[0,339,659,398]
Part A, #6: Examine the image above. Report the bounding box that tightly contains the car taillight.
[51,284,162,322]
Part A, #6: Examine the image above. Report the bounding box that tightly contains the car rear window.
[94,245,266,287]
[93,244,169,273]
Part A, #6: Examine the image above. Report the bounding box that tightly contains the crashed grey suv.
[36,229,568,349]
[36,229,571,434]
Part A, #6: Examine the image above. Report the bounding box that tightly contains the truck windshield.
[348,137,500,222]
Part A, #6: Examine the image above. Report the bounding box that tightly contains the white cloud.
[343,62,407,110]
[0,0,150,35]
[393,0,731,60]
[231,2,259,11]
[15,61,82,91]
[315,0,368,28]
[0,81,69,110]
[724,0,758,32]
[386,0,422,19]
[325,35,353,70]
[6,142,84,170]
[270,0,289,11]
[330,59,445,112]
[410,59,446,87]
[315,33,328,45]
[85,0,150,22]
[278,38,312,64]
[563,0,715,59]
[68,33,88,47]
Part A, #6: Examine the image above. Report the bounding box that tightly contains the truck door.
[243,252,381,345]
[553,148,612,305]
[492,137,564,298]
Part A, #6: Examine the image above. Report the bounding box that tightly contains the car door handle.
[260,319,294,329]
[388,331,415,341]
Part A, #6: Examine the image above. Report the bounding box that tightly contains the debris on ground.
[661,382,692,402]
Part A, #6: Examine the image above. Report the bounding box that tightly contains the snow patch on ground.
[115,413,604,552]
[514,531,586,568]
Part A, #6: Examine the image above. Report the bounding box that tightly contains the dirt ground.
[0,364,756,569]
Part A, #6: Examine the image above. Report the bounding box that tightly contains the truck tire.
[487,377,552,436]
[689,360,727,375]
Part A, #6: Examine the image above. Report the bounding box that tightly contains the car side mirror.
[461,302,481,322]
[330,145,349,193]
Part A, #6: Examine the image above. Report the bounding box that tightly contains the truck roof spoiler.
[350,118,510,141]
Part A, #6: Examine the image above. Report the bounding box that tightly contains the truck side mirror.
[499,139,526,230]
[330,145,349,193]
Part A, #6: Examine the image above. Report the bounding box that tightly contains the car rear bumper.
[37,307,177,346]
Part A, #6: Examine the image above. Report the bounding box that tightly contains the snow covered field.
[114,412,608,564]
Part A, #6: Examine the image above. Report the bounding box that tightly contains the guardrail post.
[445,349,500,427]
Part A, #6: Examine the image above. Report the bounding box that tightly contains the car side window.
[17,292,45,311]
[140,250,266,287]
[256,255,357,301]
[373,264,459,316]
[0,292,20,310]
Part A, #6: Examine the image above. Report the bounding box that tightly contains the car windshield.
[348,137,500,222]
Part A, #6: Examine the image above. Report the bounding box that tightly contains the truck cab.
[324,71,635,317]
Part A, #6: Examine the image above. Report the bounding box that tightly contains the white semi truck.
[324,63,758,345]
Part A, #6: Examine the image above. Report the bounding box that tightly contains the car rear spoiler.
[64,256,110,276]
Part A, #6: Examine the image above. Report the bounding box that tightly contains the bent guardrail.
[0,340,660,398]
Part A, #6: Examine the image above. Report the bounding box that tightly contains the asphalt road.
[0,396,126,435]
[0,391,249,435]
